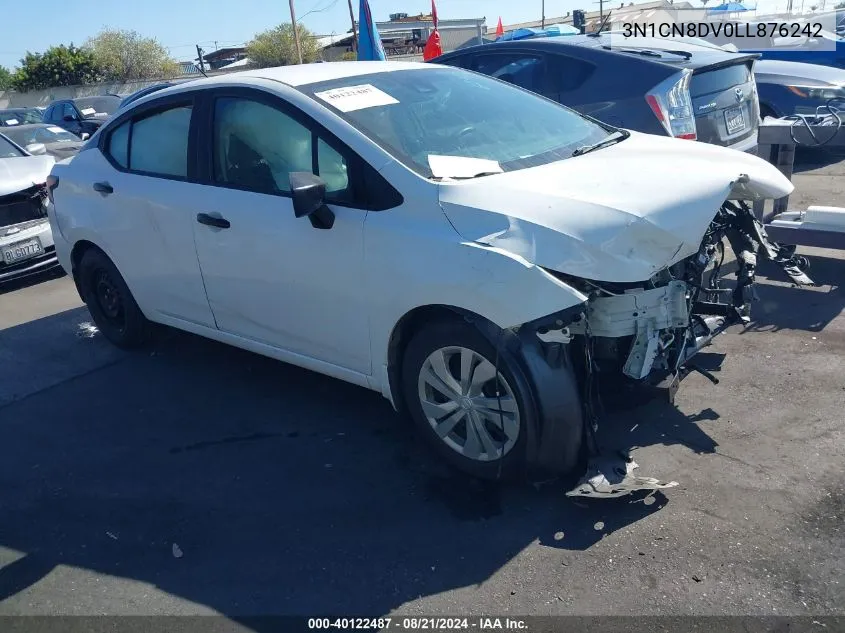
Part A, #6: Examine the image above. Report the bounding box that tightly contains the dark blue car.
[754,59,845,118]
[435,34,761,153]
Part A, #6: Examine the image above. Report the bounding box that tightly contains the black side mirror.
[63,114,76,122]
[290,172,335,230]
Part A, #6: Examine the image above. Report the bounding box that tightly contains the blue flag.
[357,0,386,61]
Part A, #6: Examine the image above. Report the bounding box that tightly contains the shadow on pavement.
[744,256,845,333]
[0,307,727,620]
[793,146,845,174]
[0,266,64,296]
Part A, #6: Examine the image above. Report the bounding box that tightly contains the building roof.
[202,46,247,62]
[501,0,693,31]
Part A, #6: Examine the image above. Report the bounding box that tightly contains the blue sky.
[1,0,789,70]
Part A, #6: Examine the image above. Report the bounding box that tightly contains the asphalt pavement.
[0,154,843,622]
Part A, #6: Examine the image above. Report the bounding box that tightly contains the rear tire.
[78,249,149,349]
[401,320,537,480]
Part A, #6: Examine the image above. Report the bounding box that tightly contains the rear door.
[689,60,759,149]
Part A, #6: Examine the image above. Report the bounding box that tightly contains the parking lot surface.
[0,153,843,620]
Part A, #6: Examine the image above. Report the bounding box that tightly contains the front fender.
[367,238,588,397]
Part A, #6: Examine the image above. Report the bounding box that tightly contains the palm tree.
[701,0,710,5]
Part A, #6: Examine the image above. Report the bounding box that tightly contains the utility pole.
[542,0,546,28]
[288,0,304,64]
[347,0,358,51]
[593,0,606,27]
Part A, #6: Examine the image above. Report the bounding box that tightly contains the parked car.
[753,59,845,118]
[0,133,57,282]
[609,33,845,118]
[0,108,44,127]
[1,124,85,160]
[42,95,121,137]
[701,22,845,69]
[48,62,799,480]
[435,34,761,153]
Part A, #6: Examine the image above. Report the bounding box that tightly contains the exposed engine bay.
[536,201,815,498]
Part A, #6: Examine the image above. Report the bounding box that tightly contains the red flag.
[424,0,442,60]
[423,29,442,60]
[495,17,504,37]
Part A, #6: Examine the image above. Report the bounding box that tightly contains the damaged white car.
[0,133,57,282]
[47,63,812,487]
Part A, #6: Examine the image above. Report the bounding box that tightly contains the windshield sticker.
[3,119,19,125]
[427,155,504,180]
[80,108,96,116]
[47,126,65,134]
[314,84,398,112]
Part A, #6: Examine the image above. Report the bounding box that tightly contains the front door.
[192,92,371,374]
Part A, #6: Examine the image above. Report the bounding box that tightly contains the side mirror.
[289,171,335,229]
[80,132,90,141]
[63,114,76,122]
[25,143,47,156]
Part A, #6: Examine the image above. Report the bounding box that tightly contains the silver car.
[0,133,57,283]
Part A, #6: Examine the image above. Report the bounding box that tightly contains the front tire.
[401,320,536,480]
[78,249,149,349]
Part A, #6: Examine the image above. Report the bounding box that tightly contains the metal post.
[347,0,358,51]
[288,0,304,64]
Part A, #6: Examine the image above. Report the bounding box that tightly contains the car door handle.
[93,181,113,194]
[196,213,231,229]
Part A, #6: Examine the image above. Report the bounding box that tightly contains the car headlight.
[786,85,845,100]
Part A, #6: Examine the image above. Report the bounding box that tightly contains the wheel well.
[386,305,491,414]
[69,240,105,298]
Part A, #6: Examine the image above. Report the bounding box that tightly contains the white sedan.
[47,61,802,481]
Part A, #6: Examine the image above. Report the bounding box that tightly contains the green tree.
[835,1,844,7]
[87,29,179,81]
[246,23,321,68]
[11,45,103,91]
[0,66,12,90]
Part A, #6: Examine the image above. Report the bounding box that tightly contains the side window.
[108,120,130,169]
[547,55,596,94]
[213,97,350,202]
[46,106,58,122]
[473,54,545,93]
[128,105,192,177]
[62,103,76,120]
[103,104,192,177]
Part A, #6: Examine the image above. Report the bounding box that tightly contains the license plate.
[2,237,43,265]
[725,106,746,134]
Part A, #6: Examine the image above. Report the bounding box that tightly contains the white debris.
[172,543,183,559]
[566,456,678,499]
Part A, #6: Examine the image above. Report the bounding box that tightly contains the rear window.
[691,63,751,96]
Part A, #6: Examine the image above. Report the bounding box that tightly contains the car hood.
[44,142,83,158]
[755,59,845,87]
[438,132,793,283]
[0,155,55,196]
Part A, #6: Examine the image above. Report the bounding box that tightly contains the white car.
[1,134,56,282]
[47,62,803,481]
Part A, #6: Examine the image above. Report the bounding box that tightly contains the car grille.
[0,184,48,229]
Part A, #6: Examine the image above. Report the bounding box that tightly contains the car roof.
[442,34,755,69]
[156,61,435,96]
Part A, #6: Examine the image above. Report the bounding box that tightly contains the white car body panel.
[48,62,796,404]
[439,132,793,283]
[0,154,54,196]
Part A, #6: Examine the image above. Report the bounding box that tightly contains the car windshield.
[0,134,24,158]
[0,109,43,125]
[303,68,613,178]
[3,125,78,146]
[73,96,120,117]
